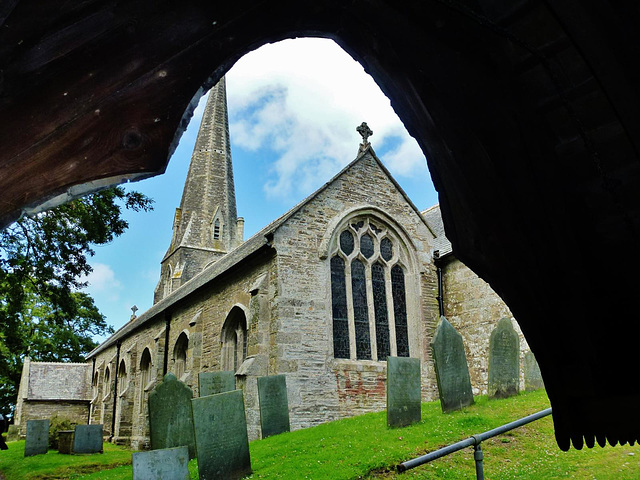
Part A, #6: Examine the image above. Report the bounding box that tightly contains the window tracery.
[330,217,410,360]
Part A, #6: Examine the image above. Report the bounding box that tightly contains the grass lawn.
[2,390,639,479]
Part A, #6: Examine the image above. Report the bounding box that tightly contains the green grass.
[0,441,131,479]
[3,390,639,479]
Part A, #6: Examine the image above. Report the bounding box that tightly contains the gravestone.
[73,424,103,454]
[198,371,235,397]
[133,446,190,480]
[432,316,474,412]
[149,373,196,459]
[257,375,290,438]
[387,356,421,427]
[7,424,19,442]
[24,419,49,457]
[57,430,74,454]
[488,318,520,399]
[524,351,545,391]
[192,390,252,480]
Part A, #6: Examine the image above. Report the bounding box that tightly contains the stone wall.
[17,401,89,436]
[440,254,531,395]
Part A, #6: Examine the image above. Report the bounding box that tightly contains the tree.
[0,187,153,417]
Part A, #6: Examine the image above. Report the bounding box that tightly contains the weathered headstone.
[488,317,520,399]
[387,356,421,427]
[198,371,235,397]
[432,316,474,412]
[24,419,49,457]
[7,424,19,442]
[149,373,197,459]
[191,390,252,480]
[257,375,290,438]
[133,446,190,480]
[57,430,74,454]
[524,351,544,391]
[73,424,103,454]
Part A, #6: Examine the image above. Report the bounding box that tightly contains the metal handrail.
[397,407,553,479]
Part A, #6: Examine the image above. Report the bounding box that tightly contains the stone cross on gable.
[357,122,373,147]
[130,305,138,320]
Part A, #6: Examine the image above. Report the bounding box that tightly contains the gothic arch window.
[221,306,248,372]
[174,332,188,379]
[212,211,224,242]
[164,265,173,297]
[139,348,152,413]
[101,366,110,424]
[104,366,111,396]
[213,218,221,240]
[118,360,128,391]
[330,216,411,360]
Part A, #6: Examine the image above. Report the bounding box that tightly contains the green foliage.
[0,187,153,418]
[48,415,77,449]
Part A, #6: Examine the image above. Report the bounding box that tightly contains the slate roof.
[421,204,453,258]
[88,146,433,358]
[26,362,91,401]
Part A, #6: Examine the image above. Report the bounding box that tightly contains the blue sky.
[84,38,439,343]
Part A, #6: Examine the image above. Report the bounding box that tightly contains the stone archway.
[2,1,640,449]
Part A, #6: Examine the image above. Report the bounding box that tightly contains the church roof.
[24,361,91,401]
[88,145,432,358]
[422,204,453,257]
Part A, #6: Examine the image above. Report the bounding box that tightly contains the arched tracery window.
[330,217,411,360]
[221,307,248,372]
[174,333,188,379]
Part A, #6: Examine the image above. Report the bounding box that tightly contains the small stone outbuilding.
[14,358,92,436]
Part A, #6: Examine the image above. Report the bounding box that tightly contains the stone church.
[14,77,532,445]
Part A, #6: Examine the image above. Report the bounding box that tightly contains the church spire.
[154,77,242,303]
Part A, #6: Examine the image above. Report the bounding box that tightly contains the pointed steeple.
[154,77,242,303]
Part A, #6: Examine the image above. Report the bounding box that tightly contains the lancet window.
[330,217,411,360]
[174,333,188,379]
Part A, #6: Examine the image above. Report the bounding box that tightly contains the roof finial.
[356,122,373,152]
[130,305,138,321]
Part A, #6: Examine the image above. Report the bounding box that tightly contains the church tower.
[154,77,243,303]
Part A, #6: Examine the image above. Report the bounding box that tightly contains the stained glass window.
[330,218,412,361]
[351,259,371,359]
[361,234,374,258]
[331,256,350,358]
[340,230,354,255]
[372,262,390,359]
[392,265,409,357]
[380,237,393,261]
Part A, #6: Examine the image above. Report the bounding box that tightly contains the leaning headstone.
[198,371,235,397]
[24,419,49,457]
[432,316,474,412]
[73,424,103,454]
[7,424,19,442]
[257,375,290,438]
[133,446,190,480]
[488,317,520,398]
[192,390,252,480]
[524,351,544,391]
[57,430,74,454]
[387,356,421,427]
[149,373,197,459]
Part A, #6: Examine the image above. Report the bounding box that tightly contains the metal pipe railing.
[398,407,553,478]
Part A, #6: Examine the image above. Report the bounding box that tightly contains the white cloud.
[81,263,122,294]
[226,38,426,201]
